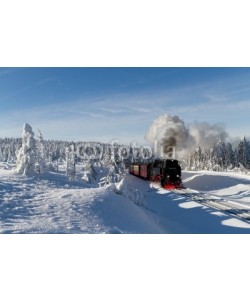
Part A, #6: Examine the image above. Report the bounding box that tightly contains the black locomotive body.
[130,159,182,189]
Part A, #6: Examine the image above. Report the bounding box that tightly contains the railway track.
[174,188,250,223]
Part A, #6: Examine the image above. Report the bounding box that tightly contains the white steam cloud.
[145,114,228,158]
[189,121,228,150]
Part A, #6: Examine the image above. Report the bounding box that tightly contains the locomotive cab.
[161,159,182,189]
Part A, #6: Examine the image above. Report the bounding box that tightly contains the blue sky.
[0,67,250,144]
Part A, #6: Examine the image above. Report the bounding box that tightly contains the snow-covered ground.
[1,163,250,233]
[182,170,250,206]
[0,165,162,234]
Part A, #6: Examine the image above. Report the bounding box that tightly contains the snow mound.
[115,178,147,207]
[182,171,250,192]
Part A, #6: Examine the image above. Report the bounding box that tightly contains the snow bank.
[115,178,147,207]
[182,172,247,191]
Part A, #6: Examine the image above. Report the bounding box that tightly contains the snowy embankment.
[1,163,250,233]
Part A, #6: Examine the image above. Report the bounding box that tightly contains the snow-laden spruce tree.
[225,142,235,170]
[106,161,125,184]
[189,146,204,170]
[66,143,76,180]
[36,129,46,173]
[236,136,250,169]
[16,123,36,175]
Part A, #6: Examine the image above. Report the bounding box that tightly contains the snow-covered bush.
[16,123,37,176]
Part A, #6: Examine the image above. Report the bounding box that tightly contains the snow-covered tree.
[111,141,121,164]
[82,159,97,184]
[189,146,204,170]
[105,161,125,184]
[16,123,37,175]
[236,136,250,169]
[66,143,76,180]
[36,129,46,173]
[225,142,235,170]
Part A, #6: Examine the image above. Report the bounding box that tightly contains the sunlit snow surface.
[0,164,162,234]
[1,163,250,233]
[182,171,250,206]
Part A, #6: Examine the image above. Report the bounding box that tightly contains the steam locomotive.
[130,159,182,189]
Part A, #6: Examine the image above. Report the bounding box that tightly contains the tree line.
[1,124,250,175]
[181,137,250,172]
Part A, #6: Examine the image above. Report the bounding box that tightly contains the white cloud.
[1,76,250,143]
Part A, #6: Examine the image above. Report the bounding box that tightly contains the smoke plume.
[189,121,228,150]
[145,114,228,158]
